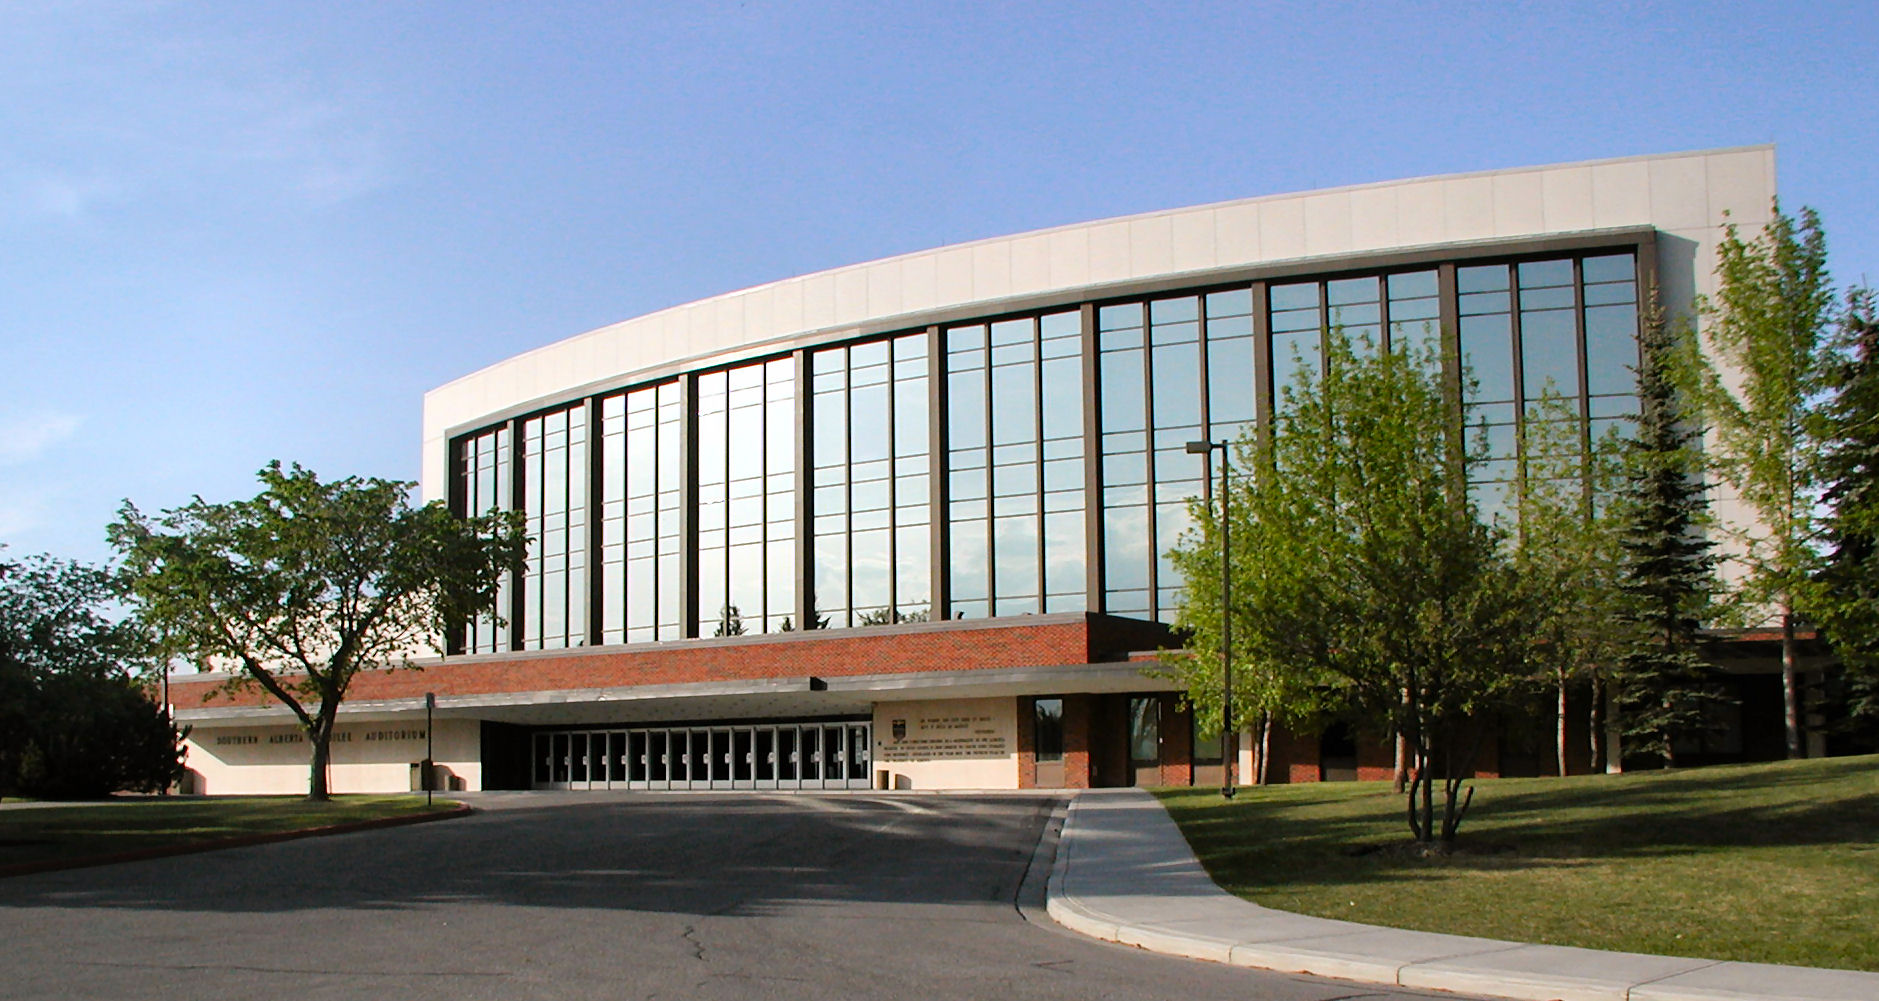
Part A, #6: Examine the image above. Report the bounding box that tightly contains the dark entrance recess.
[1319,721,1358,782]
[1128,696,1161,786]
[480,721,534,790]
[1034,697,1065,787]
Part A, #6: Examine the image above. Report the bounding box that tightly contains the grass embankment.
[1157,755,1879,971]
[0,795,457,871]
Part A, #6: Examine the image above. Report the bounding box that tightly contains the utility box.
[410,759,435,791]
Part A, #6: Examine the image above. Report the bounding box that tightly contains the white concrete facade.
[181,717,481,796]
[422,145,1776,507]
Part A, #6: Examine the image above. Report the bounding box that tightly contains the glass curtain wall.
[1103,271,1443,623]
[599,381,683,644]
[811,332,932,628]
[453,245,1642,643]
[458,424,511,653]
[1099,296,1231,620]
[520,405,588,649]
[696,358,796,636]
[946,310,1085,620]
[1458,252,1640,522]
[1204,289,1256,444]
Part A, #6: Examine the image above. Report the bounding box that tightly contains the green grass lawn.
[1156,755,1879,971]
[0,795,458,870]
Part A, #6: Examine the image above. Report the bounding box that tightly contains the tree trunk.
[1254,711,1272,786]
[306,708,338,801]
[308,732,331,801]
[1782,606,1804,759]
[1392,730,1406,793]
[1392,684,1410,793]
[1588,673,1606,773]
[1261,714,1272,785]
[1556,667,1570,777]
[1662,695,1679,769]
[1418,744,1434,844]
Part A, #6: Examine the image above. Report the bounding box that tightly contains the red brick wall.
[1261,719,1520,785]
[172,617,1097,711]
[1259,722,1316,783]
[1356,731,1396,783]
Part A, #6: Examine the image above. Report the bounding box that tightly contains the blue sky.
[3,1,1875,567]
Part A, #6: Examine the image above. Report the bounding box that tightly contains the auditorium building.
[170,145,1798,794]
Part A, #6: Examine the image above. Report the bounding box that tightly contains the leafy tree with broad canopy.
[1165,450,1332,786]
[110,462,526,800]
[1507,387,1628,775]
[1169,332,1537,846]
[0,550,185,799]
[1678,205,1835,759]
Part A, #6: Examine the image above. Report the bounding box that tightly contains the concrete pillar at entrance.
[1063,695,1093,789]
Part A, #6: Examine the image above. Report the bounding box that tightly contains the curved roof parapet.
[421,145,1775,499]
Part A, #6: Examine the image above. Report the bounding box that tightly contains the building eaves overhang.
[176,660,1175,730]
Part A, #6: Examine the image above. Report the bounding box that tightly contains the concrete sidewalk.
[1044,788,1878,1001]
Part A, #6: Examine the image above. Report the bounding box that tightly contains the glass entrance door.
[529,720,872,790]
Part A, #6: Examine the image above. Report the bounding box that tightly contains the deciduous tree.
[1680,205,1835,758]
[0,551,184,799]
[1171,332,1536,845]
[110,462,526,800]
[1508,388,1628,775]
[1166,438,1332,786]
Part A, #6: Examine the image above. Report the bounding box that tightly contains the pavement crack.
[680,923,706,962]
[710,972,811,983]
[75,959,507,978]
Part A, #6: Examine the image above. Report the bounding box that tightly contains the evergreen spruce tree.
[1812,287,1879,733]
[1614,303,1721,767]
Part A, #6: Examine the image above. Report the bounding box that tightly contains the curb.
[0,801,473,879]
[1045,791,1879,1001]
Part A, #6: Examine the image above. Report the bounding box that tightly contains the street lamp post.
[424,692,436,806]
[1185,439,1235,799]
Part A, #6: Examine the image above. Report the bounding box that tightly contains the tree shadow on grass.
[1159,754,1879,890]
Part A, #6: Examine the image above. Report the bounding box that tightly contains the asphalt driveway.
[0,792,1451,1000]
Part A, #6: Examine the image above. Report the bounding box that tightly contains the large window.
[449,242,1645,641]
[696,358,796,636]
[1100,295,1232,620]
[520,405,588,650]
[457,424,511,654]
[812,333,931,628]
[599,381,683,644]
[1458,252,1640,521]
[947,310,1086,619]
